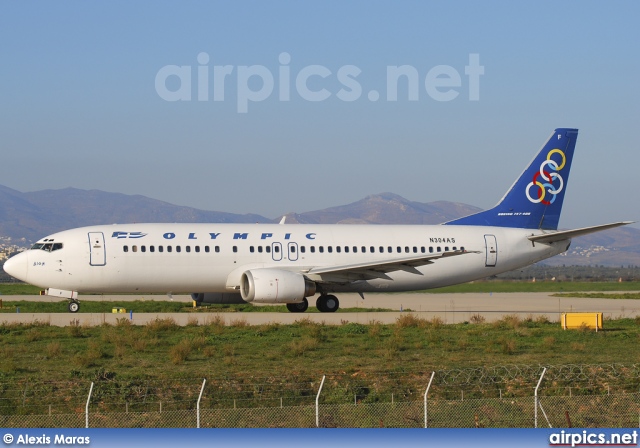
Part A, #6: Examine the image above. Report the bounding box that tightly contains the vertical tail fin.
[445,128,578,230]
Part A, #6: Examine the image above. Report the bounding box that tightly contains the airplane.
[2,128,632,313]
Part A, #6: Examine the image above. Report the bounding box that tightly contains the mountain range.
[0,184,638,267]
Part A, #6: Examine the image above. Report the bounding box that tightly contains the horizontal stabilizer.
[527,221,634,244]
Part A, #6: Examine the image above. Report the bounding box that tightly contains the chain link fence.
[2,364,639,428]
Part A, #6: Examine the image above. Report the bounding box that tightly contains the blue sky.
[1,1,638,229]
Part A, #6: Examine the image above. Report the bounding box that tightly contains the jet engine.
[240,268,316,303]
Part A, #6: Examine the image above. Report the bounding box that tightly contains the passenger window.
[186,246,191,253]
[233,246,238,253]
[437,247,441,252]
[311,246,316,253]
[123,246,129,253]
[370,246,374,253]
[250,246,255,253]
[397,247,401,253]
[301,246,306,253]
[319,246,324,253]
[413,247,417,253]
[141,246,146,253]
[205,246,210,253]
[274,246,280,253]
[421,247,425,253]
[167,246,172,253]
[445,247,449,252]
[361,246,366,253]
[344,246,349,253]
[388,246,392,253]
[453,246,457,251]
[132,245,138,253]
[195,246,200,253]
[429,247,433,253]
[405,247,409,253]
[176,246,181,253]
[291,246,296,253]
[266,246,271,253]
[159,246,164,253]
[353,246,357,253]
[379,246,384,253]
[328,246,332,253]
[150,246,155,253]
[215,246,220,253]
[335,246,340,253]
[258,246,263,253]
[461,246,465,251]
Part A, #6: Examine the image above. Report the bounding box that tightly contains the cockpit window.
[30,242,63,252]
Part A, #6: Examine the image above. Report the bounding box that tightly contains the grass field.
[1,314,640,407]
[0,300,390,313]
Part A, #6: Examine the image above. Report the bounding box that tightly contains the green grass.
[553,292,640,299]
[1,315,639,411]
[0,300,391,313]
[0,283,43,295]
[424,281,640,293]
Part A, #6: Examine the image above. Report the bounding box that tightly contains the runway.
[1,291,639,326]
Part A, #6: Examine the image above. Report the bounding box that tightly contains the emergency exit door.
[484,234,497,267]
[88,232,106,266]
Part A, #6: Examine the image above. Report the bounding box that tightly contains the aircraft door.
[88,232,106,266]
[484,234,497,267]
[272,242,283,261]
[288,242,298,261]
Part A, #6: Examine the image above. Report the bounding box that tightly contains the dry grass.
[229,317,249,327]
[45,341,61,358]
[169,338,193,365]
[396,313,428,328]
[287,337,319,356]
[469,313,486,324]
[146,317,178,332]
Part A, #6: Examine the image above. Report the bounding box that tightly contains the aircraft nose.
[3,251,28,282]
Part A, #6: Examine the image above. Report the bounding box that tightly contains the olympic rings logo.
[525,149,566,205]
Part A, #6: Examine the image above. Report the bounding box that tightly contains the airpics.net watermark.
[155,52,484,113]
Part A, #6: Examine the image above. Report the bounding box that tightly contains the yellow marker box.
[112,307,127,314]
[561,312,603,331]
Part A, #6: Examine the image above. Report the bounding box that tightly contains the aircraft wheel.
[323,294,339,312]
[68,300,80,313]
[316,295,339,313]
[286,298,308,313]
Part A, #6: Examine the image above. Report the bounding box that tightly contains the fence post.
[424,371,435,428]
[197,378,206,429]
[316,375,326,428]
[534,367,546,428]
[85,382,94,429]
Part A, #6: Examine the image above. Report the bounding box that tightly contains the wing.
[527,221,633,244]
[304,250,479,282]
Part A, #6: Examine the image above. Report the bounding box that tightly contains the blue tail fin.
[445,128,578,230]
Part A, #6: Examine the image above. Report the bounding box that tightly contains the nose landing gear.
[68,300,80,313]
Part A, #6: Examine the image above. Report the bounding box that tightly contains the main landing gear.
[285,294,340,313]
[316,294,339,313]
[286,298,309,313]
[68,300,80,313]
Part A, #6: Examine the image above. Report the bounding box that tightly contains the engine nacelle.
[191,292,247,304]
[240,269,316,303]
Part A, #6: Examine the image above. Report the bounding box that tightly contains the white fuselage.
[10,223,568,294]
